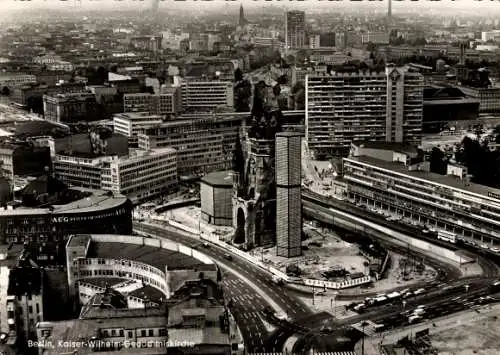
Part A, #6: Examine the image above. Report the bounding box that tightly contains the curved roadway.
[277,191,500,353]
[133,221,312,352]
[135,189,500,354]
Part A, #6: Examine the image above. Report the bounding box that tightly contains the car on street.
[224,253,233,261]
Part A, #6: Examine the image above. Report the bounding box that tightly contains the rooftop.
[67,234,92,248]
[122,148,176,162]
[168,327,230,346]
[0,187,128,216]
[347,155,500,201]
[423,98,480,106]
[201,170,233,188]
[88,242,207,271]
[7,265,42,296]
[353,141,419,156]
[276,131,303,138]
[41,313,167,354]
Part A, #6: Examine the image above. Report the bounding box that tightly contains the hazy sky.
[0,0,500,15]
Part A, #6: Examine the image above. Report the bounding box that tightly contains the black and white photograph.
[1,0,500,354]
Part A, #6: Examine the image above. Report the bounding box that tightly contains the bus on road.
[437,230,457,244]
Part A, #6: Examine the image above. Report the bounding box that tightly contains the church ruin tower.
[232,81,283,248]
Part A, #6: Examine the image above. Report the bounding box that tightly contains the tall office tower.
[285,10,306,50]
[306,65,423,158]
[275,132,302,258]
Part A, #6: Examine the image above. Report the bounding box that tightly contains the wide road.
[222,272,270,352]
[134,222,311,318]
[270,277,495,352]
[269,192,499,352]
[292,280,496,352]
[134,221,313,349]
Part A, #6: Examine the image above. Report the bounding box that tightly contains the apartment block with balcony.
[137,113,242,176]
[342,141,500,246]
[305,65,423,158]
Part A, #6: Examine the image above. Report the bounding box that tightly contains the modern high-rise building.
[305,65,424,158]
[275,132,302,258]
[285,10,306,50]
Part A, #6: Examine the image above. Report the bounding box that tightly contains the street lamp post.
[312,286,315,306]
[361,321,369,355]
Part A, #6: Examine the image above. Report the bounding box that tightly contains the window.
[36,303,40,313]
[29,306,33,314]
[128,331,133,338]
[148,329,153,337]
[159,329,167,336]
[111,329,116,336]
[119,330,124,337]
[141,330,146,337]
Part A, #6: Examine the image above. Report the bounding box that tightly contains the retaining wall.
[303,205,472,264]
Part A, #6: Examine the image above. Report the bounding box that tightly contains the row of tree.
[429,136,500,188]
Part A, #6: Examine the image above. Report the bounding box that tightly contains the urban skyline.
[1,2,500,355]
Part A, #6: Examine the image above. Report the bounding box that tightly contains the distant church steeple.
[239,4,247,27]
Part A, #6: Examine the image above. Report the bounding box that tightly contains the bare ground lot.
[431,311,500,355]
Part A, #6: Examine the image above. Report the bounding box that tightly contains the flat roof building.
[200,171,233,226]
[113,112,163,147]
[180,80,234,112]
[342,141,500,246]
[55,148,177,204]
[138,113,242,176]
[43,93,98,123]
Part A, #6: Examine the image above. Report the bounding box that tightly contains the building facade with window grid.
[54,148,177,203]
[113,112,163,147]
[138,113,242,176]
[342,145,500,246]
[123,91,180,116]
[285,11,306,50]
[43,93,98,123]
[275,132,302,258]
[458,85,500,113]
[305,66,423,158]
[102,148,177,203]
[180,80,234,112]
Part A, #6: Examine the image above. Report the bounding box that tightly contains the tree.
[234,68,243,82]
[291,81,305,110]
[1,86,10,96]
[234,79,252,112]
[429,147,447,175]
